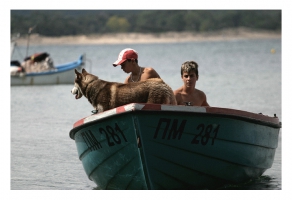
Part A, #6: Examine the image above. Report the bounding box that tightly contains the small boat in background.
[11,54,85,86]
[10,26,86,86]
[69,103,281,189]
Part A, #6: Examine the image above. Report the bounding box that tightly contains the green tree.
[105,16,130,32]
[11,10,281,36]
[184,11,201,31]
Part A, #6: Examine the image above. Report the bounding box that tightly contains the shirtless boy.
[173,61,209,106]
[113,48,160,83]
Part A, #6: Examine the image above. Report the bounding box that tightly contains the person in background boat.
[113,48,161,83]
[21,52,55,73]
[173,61,209,106]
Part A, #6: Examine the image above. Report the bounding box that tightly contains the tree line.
[11,10,281,37]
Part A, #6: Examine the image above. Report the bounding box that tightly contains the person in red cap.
[173,61,209,106]
[113,48,161,83]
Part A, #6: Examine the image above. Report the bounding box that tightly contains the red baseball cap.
[113,48,138,67]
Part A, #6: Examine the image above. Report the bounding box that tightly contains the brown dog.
[71,68,177,112]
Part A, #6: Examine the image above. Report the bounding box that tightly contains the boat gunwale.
[69,103,281,140]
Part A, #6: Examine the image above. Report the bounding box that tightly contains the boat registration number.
[154,118,220,146]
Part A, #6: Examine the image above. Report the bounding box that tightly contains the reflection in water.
[219,175,280,190]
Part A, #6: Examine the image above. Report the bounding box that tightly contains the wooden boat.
[69,103,281,189]
[11,54,84,86]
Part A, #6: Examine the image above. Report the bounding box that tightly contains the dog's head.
[71,68,98,99]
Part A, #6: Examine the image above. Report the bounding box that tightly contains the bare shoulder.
[143,67,160,78]
[173,87,183,96]
[198,90,206,96]
[144,67,156,72]
[146,78,164,82]
[195,88,209,106]
[124,75,130,84]
[195,89,207,97]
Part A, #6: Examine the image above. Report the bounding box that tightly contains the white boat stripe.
[73,103,279,128]
[83,108,118,124]
[82,103,206,125]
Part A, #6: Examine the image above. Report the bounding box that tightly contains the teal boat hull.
[69,103,281,189]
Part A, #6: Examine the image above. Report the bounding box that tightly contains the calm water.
[10,39,281,190]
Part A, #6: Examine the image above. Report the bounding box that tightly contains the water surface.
[11,39,281,190]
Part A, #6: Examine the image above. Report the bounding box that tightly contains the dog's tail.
[157,84,177,105]
[168,94,177,105]
[145,79,177,105]
[163,92,177,105]
[163,83,177,105]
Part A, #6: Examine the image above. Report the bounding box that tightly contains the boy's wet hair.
[181,61,198,77]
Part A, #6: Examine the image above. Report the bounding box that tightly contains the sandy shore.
[14,28,281,46]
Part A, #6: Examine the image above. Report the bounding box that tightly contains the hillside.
[14,28,281,46]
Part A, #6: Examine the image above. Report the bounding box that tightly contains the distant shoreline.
[14,28,281,46]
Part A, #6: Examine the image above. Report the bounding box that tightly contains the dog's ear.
[82,68,87,75]
[75,69,82,79]
[75,69,80,75]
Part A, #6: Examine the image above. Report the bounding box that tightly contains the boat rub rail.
[69,103,281,140]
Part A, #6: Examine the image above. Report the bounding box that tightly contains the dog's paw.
[91,110,98,114]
